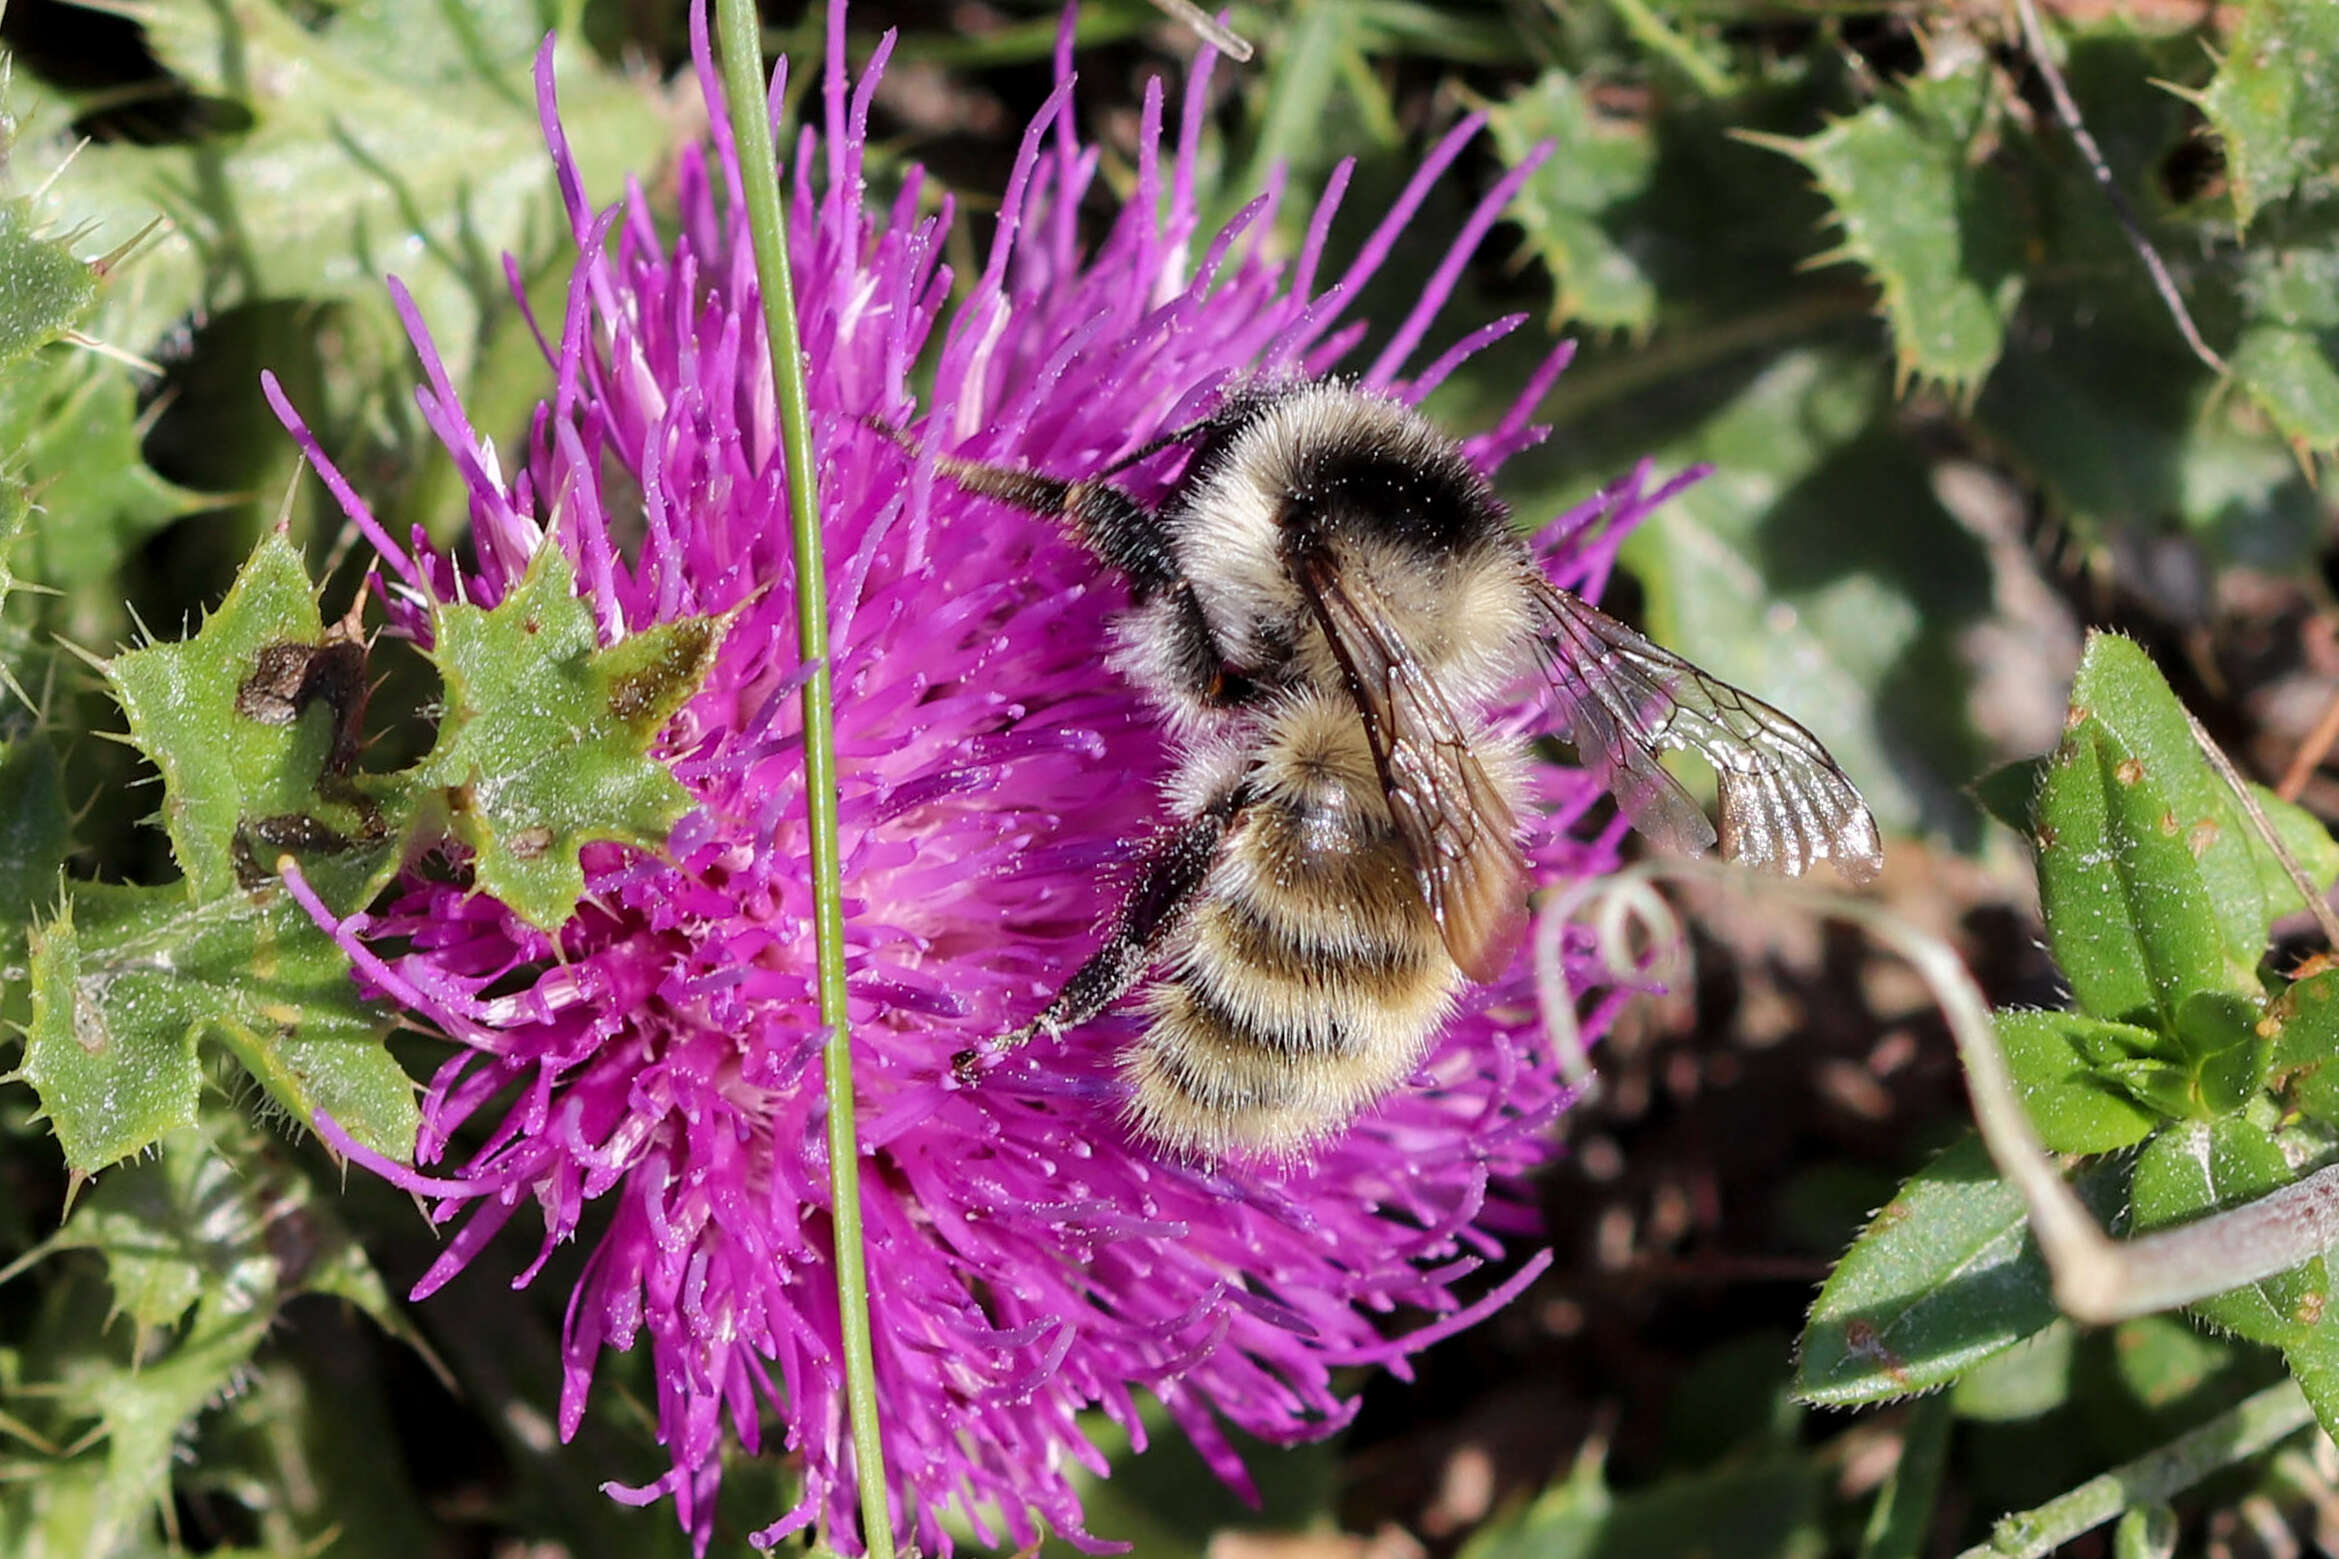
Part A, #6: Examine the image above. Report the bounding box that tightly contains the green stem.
[711,5,896,1556]
[1857,1394,1951,1559]
[1953,1381,2313,1559]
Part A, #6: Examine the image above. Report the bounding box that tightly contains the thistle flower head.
[277,4,1690,1550]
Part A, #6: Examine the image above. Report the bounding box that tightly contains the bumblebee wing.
[1528,576,1882,883]
[1293,550,1529,982]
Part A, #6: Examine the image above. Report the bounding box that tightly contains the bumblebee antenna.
[861,415,1073,519]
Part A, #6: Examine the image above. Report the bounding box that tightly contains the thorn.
[60,330,162,378]
[273,452,304,539]
[90,214,169,280]
[27,136,90,207]
[51,636,107,674]
[1726,127,1804,159]
[130,382,181,441]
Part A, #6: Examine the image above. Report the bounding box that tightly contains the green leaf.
[21,902,202,1173]
[2169,991,2270,1117]
[1484,71,1660,332]
[2230,322,2339,455]
[103,530,395,906]
[2034,720,2232,1027]
[77,1294,276,1544]
[1231,0,1359,220]
[1995,1008,2165,1152]
[1973,757,2045,836]
[0,199,97,367]
[2131,1118,2324,1345]
[2281,1320,2339,1444]
[189,1353,441,1559]
[420,545,718,930]
[1969,16,2323,558]
[0,461,24,588]
[2267,964,2339,1126]
[1950,1322,2075,1421]
[2105,1313,2243,1411]
[2229,230,2339,458]
[18,532,421,1170]
[1748,52,2023,394]
[1796,1135,2121,1405]
[2196,0,2339,229]
[2063,633,2339,977]
[1858,1391,1952,1559]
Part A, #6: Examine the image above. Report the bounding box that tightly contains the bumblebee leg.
[953,799,1241,1084]
[870,422,1245,707]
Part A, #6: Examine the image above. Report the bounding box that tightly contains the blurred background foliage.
[7,0,2339,1553]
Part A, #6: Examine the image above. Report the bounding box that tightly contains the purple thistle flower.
[275,3,1696,1551]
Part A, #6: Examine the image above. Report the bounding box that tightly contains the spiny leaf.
[0,1105,424,1554]
[0,465,25,612]
[24,877,419,1174]
[2195,0,2339,229]
[0,198,97,367]
[1484,71,1659,333]
[420,544,719,931]
[56,1108,421,1342]
[1748,51,2023,395]
[2229,231,2339,457]
[33,531,422,1171]
[79,1294,277,1545]
[21,901,203,1172]
[1975,298,2321,564]
[0,347,213,630]
[102,529,397,906]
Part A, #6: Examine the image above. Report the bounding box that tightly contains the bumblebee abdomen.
[1120,826,1461,1159]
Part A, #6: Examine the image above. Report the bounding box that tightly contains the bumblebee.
[892,381,1880,1159]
